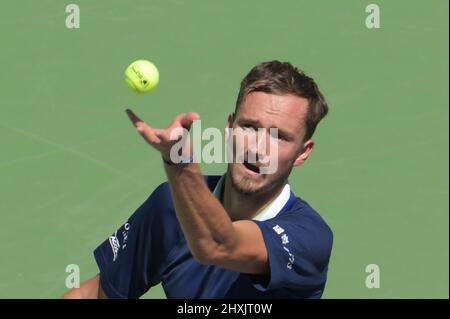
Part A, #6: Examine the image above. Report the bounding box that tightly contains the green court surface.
[0,0,448,298]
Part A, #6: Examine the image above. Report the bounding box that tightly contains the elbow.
[190,241,230,266]
[192,251,213,265]
[191,246,216,265]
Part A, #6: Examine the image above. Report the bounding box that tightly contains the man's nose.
[246,130,268,162]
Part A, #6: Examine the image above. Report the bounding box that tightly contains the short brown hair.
[235,60,329,141]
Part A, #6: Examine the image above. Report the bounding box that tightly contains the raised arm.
[126,109,269,274]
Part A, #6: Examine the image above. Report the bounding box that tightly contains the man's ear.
[293,139,315,167]
[226,112,235,129]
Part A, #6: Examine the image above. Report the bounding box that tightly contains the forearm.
[125,110,268,273]
[164,163,237,262]
[62,275,107,299]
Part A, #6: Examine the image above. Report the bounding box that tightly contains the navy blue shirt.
[94,175,333,299]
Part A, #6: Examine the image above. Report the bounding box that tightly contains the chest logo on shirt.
[109,231,121,262]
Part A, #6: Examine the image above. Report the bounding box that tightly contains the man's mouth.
[242,160,260,174]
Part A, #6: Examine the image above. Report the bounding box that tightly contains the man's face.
[227,91,312,195]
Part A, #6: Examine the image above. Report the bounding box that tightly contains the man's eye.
[269,131,284,141]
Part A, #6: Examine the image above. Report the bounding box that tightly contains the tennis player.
[63,61,333,299]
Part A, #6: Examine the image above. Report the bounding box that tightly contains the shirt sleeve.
[93,182,179,299]
[251,209,333,294]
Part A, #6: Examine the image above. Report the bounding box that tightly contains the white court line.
[0,128,133,168]
[0,193,67,224]
[311,137,447,167]
[0,122,149,188]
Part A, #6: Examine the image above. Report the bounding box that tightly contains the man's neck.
[222,172,286,221]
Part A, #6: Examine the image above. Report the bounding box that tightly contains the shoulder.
[258,196,333,264]
[288,197,333,241]
[250,195,333,292]
[289,197,333,261]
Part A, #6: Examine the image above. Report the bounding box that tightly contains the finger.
[138,123,162,144]
[180,112,200,130]
[125,109,161,144]
[155,126,185,143]
[125,108,144,127]
[169,112,200,131]
[168,113,188,130]
[154,130,169,142]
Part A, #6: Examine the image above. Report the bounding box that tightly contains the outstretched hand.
[125,109,200,162]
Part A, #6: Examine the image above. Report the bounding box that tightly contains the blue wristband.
[162,154,195,167]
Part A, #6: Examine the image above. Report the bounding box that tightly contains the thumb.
[179,112,200,131]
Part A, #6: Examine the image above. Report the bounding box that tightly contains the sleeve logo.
[272,225,285,235]
[109,231,121,262]
[273,224,294,270]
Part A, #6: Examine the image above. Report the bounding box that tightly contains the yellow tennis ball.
[124,60,159,93]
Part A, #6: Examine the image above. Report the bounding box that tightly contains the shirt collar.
[212,175,291,222]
